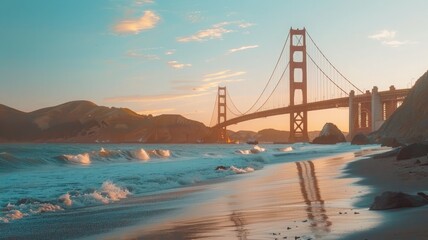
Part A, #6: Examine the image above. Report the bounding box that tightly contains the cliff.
[372,70,428,143]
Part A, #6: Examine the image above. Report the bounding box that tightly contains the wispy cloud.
[168,60,192,69]
[105,92,208,103]
[228,45,259,54]
[177,26,232,42]
[173,70,246,92]
[203,70,246,82]
[165,49,176,55]
[114,10,160,34]
[177,21,253,42]
[186,11,203,23]
[238,22,254,28]
[368,30,416,47]
[134,0,154,6]
[126,50,160,60]
[368,30,396,40]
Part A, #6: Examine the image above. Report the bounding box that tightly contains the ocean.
[0,143,380,239]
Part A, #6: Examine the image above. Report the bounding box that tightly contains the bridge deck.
[213,88,410,129]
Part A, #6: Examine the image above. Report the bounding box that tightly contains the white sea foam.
[63,153,91,165]
[59,193,73,206]
[100,181,130,201]
[280,146,293,152]
[236,145,266,155]
[7,210,25,220]
[87,181,131,204]
[151,149,171,158]
[30,203,63,213]
[132,149,150,161]
[230,166,255,174]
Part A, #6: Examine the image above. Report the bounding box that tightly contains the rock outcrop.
[370,191,428,210]
[351,133,371,145]
[372,70,428,143]
[396,143,428,160]
[312,123,346,144]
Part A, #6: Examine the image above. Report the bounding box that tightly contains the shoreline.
[343,149,428,239]
[98,148,384,239]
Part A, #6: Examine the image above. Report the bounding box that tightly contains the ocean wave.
[230,165,255,174]
[236,145,266,155]
[0,181,130,223]
[279,146,293,152]
[62,153,91,165]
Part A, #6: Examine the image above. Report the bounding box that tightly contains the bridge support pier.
[371,86,383,132]
[288,28,309,143]
[217,86,228,142]
[348,90,355,139]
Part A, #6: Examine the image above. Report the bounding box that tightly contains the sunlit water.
[0,143,382,239]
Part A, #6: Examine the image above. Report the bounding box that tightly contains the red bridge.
[210,28,409,142]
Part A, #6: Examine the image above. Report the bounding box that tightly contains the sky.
[1,0,427,132]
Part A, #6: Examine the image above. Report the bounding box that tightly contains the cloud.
[168,60,192,69]
[368,30,396,40]
[238,22,254,28]
[186,11,203,23]
[173,70,246,92]
[177,21,253,42]
[126,50,160,60]
[105,92,208,103]
[177,26,232,42]
[228,45,259,54]
[368,30,416,47]
[114,10,160,34]
[165,49,176,55]
[135,0,154,6]
[203,70,246,82]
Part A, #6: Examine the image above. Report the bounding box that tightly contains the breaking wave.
[1,181,130,223]
[62,153,91,165]
[236,145,266,155]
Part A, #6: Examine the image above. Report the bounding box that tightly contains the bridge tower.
[217,86,227,142]
[289,28,309,142]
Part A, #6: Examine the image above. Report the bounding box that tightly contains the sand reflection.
[103,153,380,240]
[296,161,332,237]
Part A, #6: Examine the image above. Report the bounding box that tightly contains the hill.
[0,101,209,143]
[372,70,428,143]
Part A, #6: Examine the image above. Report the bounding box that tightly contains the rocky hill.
[372,70,428,143]
[0,101,209,143]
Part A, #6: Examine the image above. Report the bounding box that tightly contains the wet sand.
[100,151,385,240]
[344,153,428,239]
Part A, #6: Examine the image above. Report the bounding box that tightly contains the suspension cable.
[241,31,290,114]
[307,52,348,96]
[226,91,244,115]
[255,61,290,112]
[209,94,219,127]
[306,30,364,94]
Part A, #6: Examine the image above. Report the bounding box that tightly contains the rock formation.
[351,133,370,145]
[396,143,428,160]
[370,191,428,210]
[312,123,346,144]
[372,70,428,143]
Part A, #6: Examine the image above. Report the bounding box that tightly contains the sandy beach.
[88,149,390,240]
[344,151,428,239]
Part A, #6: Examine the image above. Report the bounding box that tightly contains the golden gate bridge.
[209,28,409,143]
